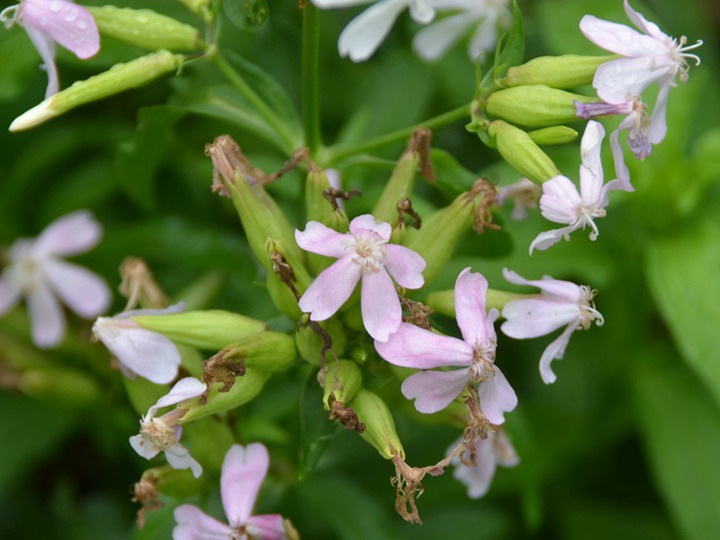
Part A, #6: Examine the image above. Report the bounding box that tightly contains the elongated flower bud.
[323,360,362,409]
[10,51,182,131]
[349,389,405,460]
[487,85,597,128]
[265,238,312,320]
[504,55,615,89]
[426,288,528,316]
[295,316,347,366]
[87,6,201,51]
[372,149,420,224]
[213,331,297,373]
[527,126,578,146]
[487,121,560,184]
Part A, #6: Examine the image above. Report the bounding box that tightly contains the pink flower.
[92,303,184,385]
[297,214,426,342]
[529,121,622,254]
[450,428,519,499]
[500,268,604,384]
[375,268,517,422]
[1,0,100,97]
[130,377,206,478]
[0,210,111,349]
[173,442,288,540]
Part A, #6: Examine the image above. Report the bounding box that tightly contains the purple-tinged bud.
[487,85,598,128]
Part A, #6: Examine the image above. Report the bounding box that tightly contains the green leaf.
[645,218,720,408]
[298,370,337,478]
[479,0,525,96]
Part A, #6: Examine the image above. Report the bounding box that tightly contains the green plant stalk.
[302,2,322,155]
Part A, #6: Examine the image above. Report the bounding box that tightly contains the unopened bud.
[323,360,362,409]
[487,121,560,184]
[87,6,201,51]
[487,85,597,128]
[305,168,350,274]
[504,55,614,89]
[527,126,578,146]
[266,239,312,320]
[349,389,404,460]
[214,331,297,373]
[426,288,528,317]
[10,51,182,131]
[295,316,347,366]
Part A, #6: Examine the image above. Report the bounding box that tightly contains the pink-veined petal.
[384,244,425,289]
[454,268,493,345]
[22,0,100,59]
[295,221,349,258]
[647,81,671,144]
[32,210,102,257]
[148,377,206,418]
[502,268,583,301]
[501,297,580,339]
[593,56,674,104]
[246,514,287,540]
[374,322,472,369]
[166,443,203,478]
[173,504,232,540]
[477,366,517,425]
[349,214,392,240]
[43,259,110,318]
[27,279,65,348]
[538,323,577,384]
[299,255,361,321]
[129,434,160,460]
[401,369,469,413]
[360,269,401,342]
[22,21,59,97]
[579,15,667,58]
[221,443,269,527]
[0,270,22,315]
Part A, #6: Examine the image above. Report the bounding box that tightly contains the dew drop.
[49,0,63,13]
[63,7,78,22]
[223,0,269,31]
[76,18,87,29]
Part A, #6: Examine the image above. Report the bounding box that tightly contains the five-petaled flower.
[375,268,517,422]
[529,121,622,254]
[92,303,183,385]
[173,442,289,540]
[500,268,604,384]
[0,210,111,349]
[130,377,206,478]
[296,214,425,342]
[1,0,100,98]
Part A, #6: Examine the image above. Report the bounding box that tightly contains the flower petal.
[22,0,100,59]
[44,259,111,318]
[454,268,494,345]
[502,268,582,301]
[360,269,401,342]
[173,504,232,540]
[579,121,605,205]
[501,297,580,339]
[22,22,59,98]
[401,369,469,413]
[579,15,667,58]
[609,123,634,191]
[221,443,269,527]
[337,0,408,62]
[413,13,474,61]
[32,210,102,257]
[647,82,671,145]
[623,0,667,41]
[593,56,674,104]
[452,435,497,499]
[299,255,361,321]
[408,0,435,24]
[539,175,581,225]
[538,323,577,384]
[166,443,203,478]
[0,270,22,315]
[27,279,65,348]
[349,214,391,240]
[384,244,425,289]
[374,322,472,369]
[528,226,574,254]
[295,221,349,258]
[149,377,206,418]
[246,514,287,540]
[494,429,520,467]
[477,366,517,425]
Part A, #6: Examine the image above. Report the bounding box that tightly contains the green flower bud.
[426,288,529,317]
[527,126,578,146]
[504,55,615,89]
[487,120,560,184]
[304,168,349,274]
[349,388,404,460]
[265,238,312,320]
[323,360,362,408]
[131,310,266,350]
[372,150,420,225]
[214,331,297,373]
[10,50,182,131]
[295,316,347,366]
[86,6,201,51]
[486,85,597,128]
[20,368,100,407]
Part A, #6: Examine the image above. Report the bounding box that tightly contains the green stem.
[302,3,321,155]
[325,104,471,164]
[211,51,298,154]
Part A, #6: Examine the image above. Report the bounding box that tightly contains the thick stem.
[302,2,322,155]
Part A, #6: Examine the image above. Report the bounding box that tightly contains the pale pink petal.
[312,0,374,7]
[349,214,391,240]
[32,210,102,257]
[22,0,100,59]
[43,259,110,318]
[173,504,232,540]
[647,82,671,144]
[360,269,401,342]
[374,322,472,369]
[129,434,160,460]
[454,268,492,345]
[528,226,575,254]
[295,222,349,258]
[222,443,269,527]
[27,280,65,348]
[593,56,674,104]
[452,436,497,499]
[401,369,469,413]
[166,443,203,478]
[609,123,633,189]
[149,377,206,418]
[539,176,581,225]
[299,255,361,321]
[0,270,22,315]
[477,366,517,425]
[384,244,425,289]
[502,268,583,301]
[623,0,666,40]
[579,15,666,58]
[22,22,59,97]
[501,298,579,339]
[337,0,408,62]
[494,430,520,467]
[579,121,605,205]
[539,323,577,384]
[246,514,287,540]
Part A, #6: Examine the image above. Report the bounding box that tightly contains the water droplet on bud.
[223,0,269,31]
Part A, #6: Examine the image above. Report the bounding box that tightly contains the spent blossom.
[1,0,100,98]
[130,377,206,478]
[529,121,622,254]
[92,303,183,385]
[173,442,288,540]
[0,210,111,349]
[500,268,604,384]
[375,268,517,422]
[494,178,541,220]
[296,214,425,342]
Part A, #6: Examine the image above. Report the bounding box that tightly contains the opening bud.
[349,388,405,460]
[487,121,561,184]
[527,126,579,146]
[323,360,362,409]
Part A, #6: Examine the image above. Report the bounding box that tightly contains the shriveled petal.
[477,366,517,425]
[360,269,401,342]
[295,221,349,258]
[173,504,231,540]
[384,244,425,289]
[22,0,100,59]
[221,443,269,527]
[413,13,475,61]
[44,259,110,318]
[579,121,605,205]
[337,0,408,62]
[374,322,472,369]
[129,434,160,460]
[401,369,469,413]
[27,280,65,348]
[32,210,102,257]
[454,268,493,345]
[647,81,671,145]
[166,443,203,478]
[593,56,674,104]
[299,255,361,321]
[149,377,206,418]
[349,214,391,241]
[538,323,577,384]
[539,176,582,225]
[0,270,22,315]
[93,317,181,385]
[22,22,59,97]
[579,15,667,58]
[501,297,580,339]
[528,226,575,254]
[246,515,287,540]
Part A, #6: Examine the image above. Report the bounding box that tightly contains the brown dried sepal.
[323,187,362,212]
[328,397,366,434]
[461,386,491,466]
[468,178,502,234]
[200,350,247,404]
[399,295,433,330]
[132,475,163,529]
[271,250,301,301]
[119,257,168,310]
[407,127,435,182]
[396,198,422,230]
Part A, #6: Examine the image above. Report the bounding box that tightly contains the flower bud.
[295,316,347,366]
[10,51,183,131]
[349,389,405,460]
[486,85,597,128]
[372,150,420,225]
[323,360,362,409]
[20,368,100,407]
[130,310,266,350]
[265,238,312,320]
[426,288,528,317]
[487,121,560,184]
[527,126,578,146]
[214,331,297,373]
[86,6,201,51]
[504,55,615,89]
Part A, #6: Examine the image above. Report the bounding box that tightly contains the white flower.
[129,377,206,478]
[0,210,111,349]
[313,0,436,62]
[92,303,184,385]
[413,0,511,62]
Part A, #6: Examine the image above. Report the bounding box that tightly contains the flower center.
[346,231,387,273]
[578,286,604,330]
[575,205,606,241]
[469,340,497,382]
[139,418,178,453]
[671,36,703,83]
